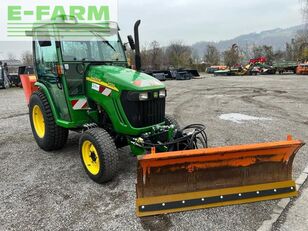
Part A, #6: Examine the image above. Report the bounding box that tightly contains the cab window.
[35,40,58,81]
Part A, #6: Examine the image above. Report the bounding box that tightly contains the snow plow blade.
[136,137,304,217]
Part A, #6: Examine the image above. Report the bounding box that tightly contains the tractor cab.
[29,18,166,137]
[32,21,124,120]
[34,21,127,87]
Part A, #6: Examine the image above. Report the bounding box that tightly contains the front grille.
[121,91,165,128]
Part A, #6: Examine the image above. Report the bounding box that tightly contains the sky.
[0,0,304,59]
[118,0,303,45]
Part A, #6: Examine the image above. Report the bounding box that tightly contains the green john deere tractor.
[25,17,304,217]
[27,19,207,183]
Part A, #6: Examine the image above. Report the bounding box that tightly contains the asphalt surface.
[273,180,308,231]
[0,74,308,230]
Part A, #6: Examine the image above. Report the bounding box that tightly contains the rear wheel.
[80,128,119,183]
[29,91,68,151]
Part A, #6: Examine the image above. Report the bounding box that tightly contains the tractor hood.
[86,65,165,91]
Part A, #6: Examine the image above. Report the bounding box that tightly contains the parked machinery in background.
[206,66,227,74]
[214,57,276,76]
[0,62,10,89]
[273,61,298,74]
[296,63,308,75]
[146,69,200,81]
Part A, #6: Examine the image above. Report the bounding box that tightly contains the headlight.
[159,89,166,98]
[139,92,149,101]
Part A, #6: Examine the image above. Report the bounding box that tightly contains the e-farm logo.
[0,0,118,41]
[8,5,110,21]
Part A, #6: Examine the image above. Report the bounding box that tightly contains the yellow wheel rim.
[82,140,100,175]
[32,105,45,138]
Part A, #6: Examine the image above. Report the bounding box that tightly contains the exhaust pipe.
[134,20,141,71]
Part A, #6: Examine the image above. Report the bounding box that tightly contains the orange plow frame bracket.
[136,136,305,217]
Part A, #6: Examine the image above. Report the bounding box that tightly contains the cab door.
[34,39,71,121]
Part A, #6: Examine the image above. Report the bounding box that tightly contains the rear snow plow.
[136,136,304,217]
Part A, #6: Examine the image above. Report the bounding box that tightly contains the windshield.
[61,33,126,62]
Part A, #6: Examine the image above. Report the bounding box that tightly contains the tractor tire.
[29,91,68,151]
[79,128,119,183]
[165,114,181,130]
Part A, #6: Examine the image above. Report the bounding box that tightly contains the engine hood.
[86,65,165,91]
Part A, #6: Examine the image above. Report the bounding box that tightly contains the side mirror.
[39,41,52,47]
[123,43,128,51]
[127,35,135,50]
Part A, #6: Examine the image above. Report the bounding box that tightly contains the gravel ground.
[0,74,307,230]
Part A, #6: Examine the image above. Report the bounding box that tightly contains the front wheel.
[80,128,119,183]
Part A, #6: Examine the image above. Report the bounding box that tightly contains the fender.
[34,82,79,128]
[34,82,59,121]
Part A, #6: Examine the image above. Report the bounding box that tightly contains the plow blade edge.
[136,138,304,217]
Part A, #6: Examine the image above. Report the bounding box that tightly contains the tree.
[165,41,192,68]
[252,45,264,58]
[273,50,286,61]
[21,51,33,66]
[262,45,274,64]
[286,0,308,61]
[286,32,308,61]
[7,52,16,60]
[295,32,308,61]
[149,41,163,70]
[126,48,135,68]
[224,44,240,67]
[204,45,220,66]
[250,45,274,64]
[285,42,294,60]
[192,49,200,64]
[240,44,253,63]
[301,0,308,32]
[140,42,150,70]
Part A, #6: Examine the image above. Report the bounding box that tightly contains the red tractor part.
[249,57,267,64]
[296,64,308,75]
[20,74,38,104]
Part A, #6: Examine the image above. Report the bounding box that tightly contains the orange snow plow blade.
[136,136,305,217]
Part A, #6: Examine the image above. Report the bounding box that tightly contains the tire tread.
[80,128,119,183]
[30,90,68,151]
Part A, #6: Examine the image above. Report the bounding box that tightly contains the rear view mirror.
[39,41,52,47]
[127,35,135,50]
